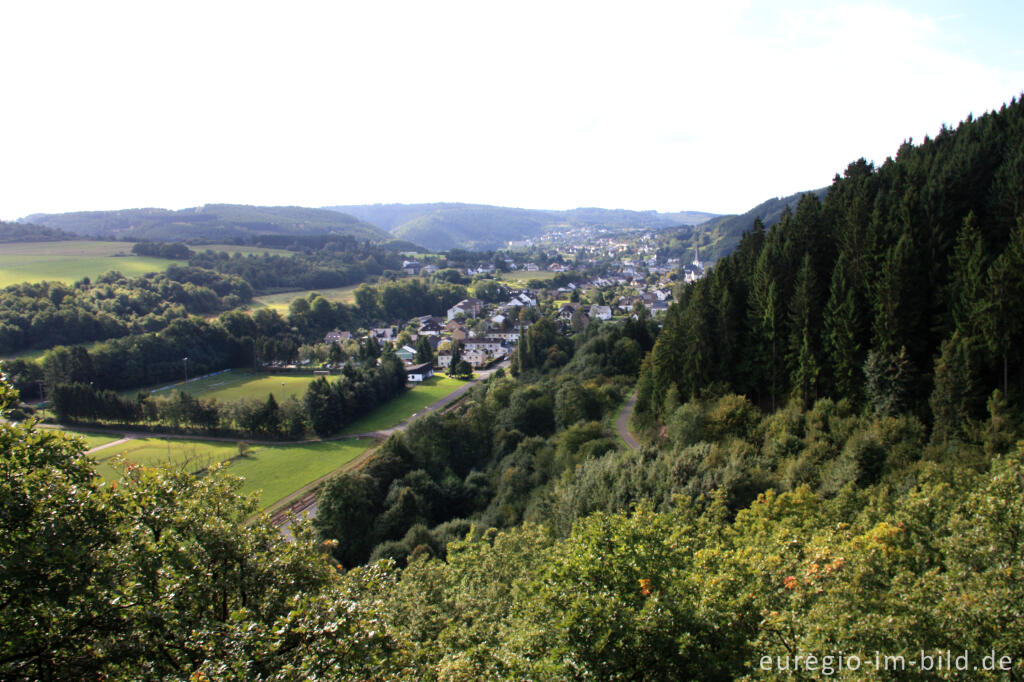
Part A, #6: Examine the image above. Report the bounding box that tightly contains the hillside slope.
[325,203,720,251]
[22,204,390,243]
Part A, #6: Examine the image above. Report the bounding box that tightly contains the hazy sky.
[1,0,1021,221]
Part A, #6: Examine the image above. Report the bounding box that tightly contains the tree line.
[635,95,1024,434]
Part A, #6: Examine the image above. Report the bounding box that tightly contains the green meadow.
[167,370,320,404]
[251,285,360,314]
[341,375,466,433]
[496,269,559,284]
[92,437,373,509]
[0,241,185,287]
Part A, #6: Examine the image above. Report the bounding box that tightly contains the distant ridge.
[659,189,828,263]
[324,203,720,251]
[21,204,390,243]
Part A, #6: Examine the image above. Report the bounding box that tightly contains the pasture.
[251,285,360,314]
[92,437,374,509]
[341,375,466,434]
[0,241,185,287]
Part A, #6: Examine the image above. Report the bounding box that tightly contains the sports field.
[92,437,373,509]
[166,370,319,403]
[341,375,465,434]
[164,370,465,433]
[0,241,185,287]
[251,285,360,314]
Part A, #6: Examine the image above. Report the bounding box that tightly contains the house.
[557,303,579,322]
[589,305,612,320]
[324,329,351,345]
[437,351,453,368]
[418,319,444,336]
[446,297,486,321]
[524,263,540,271]
[404,362,434,383]
[396,345,417,362]
[402,260,422,274]
[372,327,397,344]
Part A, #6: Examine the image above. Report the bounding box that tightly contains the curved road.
[615,390,641,450]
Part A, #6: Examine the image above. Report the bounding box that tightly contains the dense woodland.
[3,98,1024,679]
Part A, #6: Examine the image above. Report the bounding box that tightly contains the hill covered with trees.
[326,203,720,251]
[21,204,390,243]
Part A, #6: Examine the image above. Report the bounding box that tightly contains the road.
[615,390,641,450]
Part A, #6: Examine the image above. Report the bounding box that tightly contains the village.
[309,244,706,383]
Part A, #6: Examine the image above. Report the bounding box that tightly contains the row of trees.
[636,96,1024,434]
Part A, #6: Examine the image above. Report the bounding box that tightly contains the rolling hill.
[21,204,390,243]
[657,188,828,263]
[325,203,720,251]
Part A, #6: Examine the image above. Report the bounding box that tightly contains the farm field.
[341,375,466,434]
[92,437,374,509]
[150,370,319,404]
[251,285,360,314]
[0,241,185,287]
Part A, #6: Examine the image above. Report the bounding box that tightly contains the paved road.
[615,390,641,450]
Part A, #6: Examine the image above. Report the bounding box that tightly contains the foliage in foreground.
[5,371,1024,680]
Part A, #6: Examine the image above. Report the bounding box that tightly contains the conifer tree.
[947,212,987,338]
[787,254,821,408]
[979,220,1024,394]
[823,252,862,401]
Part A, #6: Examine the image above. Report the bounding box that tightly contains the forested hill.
[20,204,390,243]
[0,220,76,243]
[657,188,827,264]
[324,203,720,251]
[636,95,1024,427]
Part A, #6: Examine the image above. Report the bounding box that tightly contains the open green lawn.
[496,270,559,283]
[162,370,320,404]
[251,285,360,314]
[93,437,373,509]
[40,427,123,451]
[0,241,185,287]
[193,244,295,257]
[342,375,466,434]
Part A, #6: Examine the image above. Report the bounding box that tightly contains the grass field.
[39,427,123,451]
[193,244,295,257]
[0,241,186,287]
[496,270,560,284]
[92,437,374,509]
[251,285,360,314]
[162,370,319,403]
[341,375,466,434]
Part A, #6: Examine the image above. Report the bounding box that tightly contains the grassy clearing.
[192,244,295,257]
[0,241,184,287]
[341,375,466,434]
[93,437,374,509]
[496,270,559,284]
[251,285,360,314]
[135,370,319,404]
[39,427,123,451]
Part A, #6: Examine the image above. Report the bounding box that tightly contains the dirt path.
[615,390,641,450]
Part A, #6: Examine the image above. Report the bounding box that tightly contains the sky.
[1,0,1022,221]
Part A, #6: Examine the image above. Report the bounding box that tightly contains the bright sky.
[1,0,1021,221]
